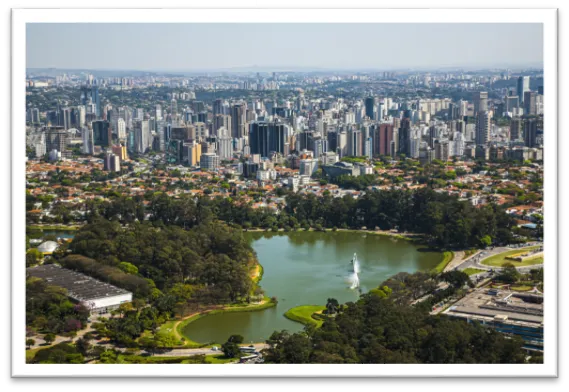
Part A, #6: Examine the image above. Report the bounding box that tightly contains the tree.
[496,263,520,284]
[43,333,55,345]
[139,336,158,356]
[228,334,244,344]
[221,340,240,358]
[75,337,91,356]
[479,235,492,248]
[118,261,139,275]
[325,298,339,315]
[26,338,35,349]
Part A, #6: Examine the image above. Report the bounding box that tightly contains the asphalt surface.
[456,243,543,273]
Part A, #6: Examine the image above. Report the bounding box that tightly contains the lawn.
[463,268,486,276]
[25,347,42,363]
[481,246,542,267]
[283,305,326,327]
[205,354,239,364]
[510,285,534,292]
[432,251,454,273]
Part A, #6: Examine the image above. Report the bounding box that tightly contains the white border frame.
[11,8,558,377]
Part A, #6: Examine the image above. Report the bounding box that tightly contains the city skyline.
[26,23,544,71]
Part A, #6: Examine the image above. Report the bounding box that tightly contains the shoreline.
[165,297,277,348]
[243,226,421,241]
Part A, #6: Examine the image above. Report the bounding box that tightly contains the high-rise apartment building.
[475,111,491,146]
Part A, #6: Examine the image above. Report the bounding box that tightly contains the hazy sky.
[26,23,543,71]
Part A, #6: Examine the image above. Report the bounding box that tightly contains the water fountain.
[348,253,360,289]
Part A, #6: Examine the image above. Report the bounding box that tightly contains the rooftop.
[27,264,131,304]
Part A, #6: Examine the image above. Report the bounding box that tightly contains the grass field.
[205,354,240,364]
[481,246,542,267]
[283,305,326,327]
[25,347,41,362]
[510,285,534,292]
[432,251,454,273]
[27,224,81,231]
[463,267,486,276]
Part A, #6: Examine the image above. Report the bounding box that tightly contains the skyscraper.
[374,123,394,156]
[505,95,520,113]
[134,120,150,154]
[59,107,72,130]
[365,97,375,121]
[398,118,411,155]
[347,128,363,157]
[213,99,224,116]
[82,127,94,154]
[217,127,233,160]
[517,76,530,104]
[117,118,126,140]
[92,120,112,147]
[214,114,232,136]
[524,117,540,148]
[80,86,100,117]
[475,111,491,146]
[249,120,290,158]
[524,91,537,116]
[509,118,522,141]
[473,92,488,113]
[231,103,247,139]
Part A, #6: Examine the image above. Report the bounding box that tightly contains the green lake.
[181,231,443,344]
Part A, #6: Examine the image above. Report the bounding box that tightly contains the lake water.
[181,231,442,344]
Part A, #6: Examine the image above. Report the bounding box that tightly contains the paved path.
[456,243,543,273]
[443,250,466,272]
[152,343,269,357]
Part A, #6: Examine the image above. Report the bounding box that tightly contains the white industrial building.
[27,264,132,314]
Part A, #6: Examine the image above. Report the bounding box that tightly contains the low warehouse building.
[27,264,132,314]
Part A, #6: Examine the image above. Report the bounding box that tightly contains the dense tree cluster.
[63,219,255,304]
[263,291,527,364]
[26,277,90,336]
[82,188,517,250]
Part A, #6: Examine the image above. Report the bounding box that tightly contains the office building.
[517,76,530,104]
[80,86,101,117]
[214,114,232,136]
[365,96,375,120]
[92,120,112,147]
[347,128,363,157]
[473,91,488,113]
[524,91,537,116]
[134,120,151,154]
[510,118,523,141]
[82,127,94,154]
[524,117,540,148]
[505,95,520,113]
[249,120,290,158]
[231,103,247,138]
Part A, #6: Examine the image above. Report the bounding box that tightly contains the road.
[152,343,269,357]
[456,243,543,273]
